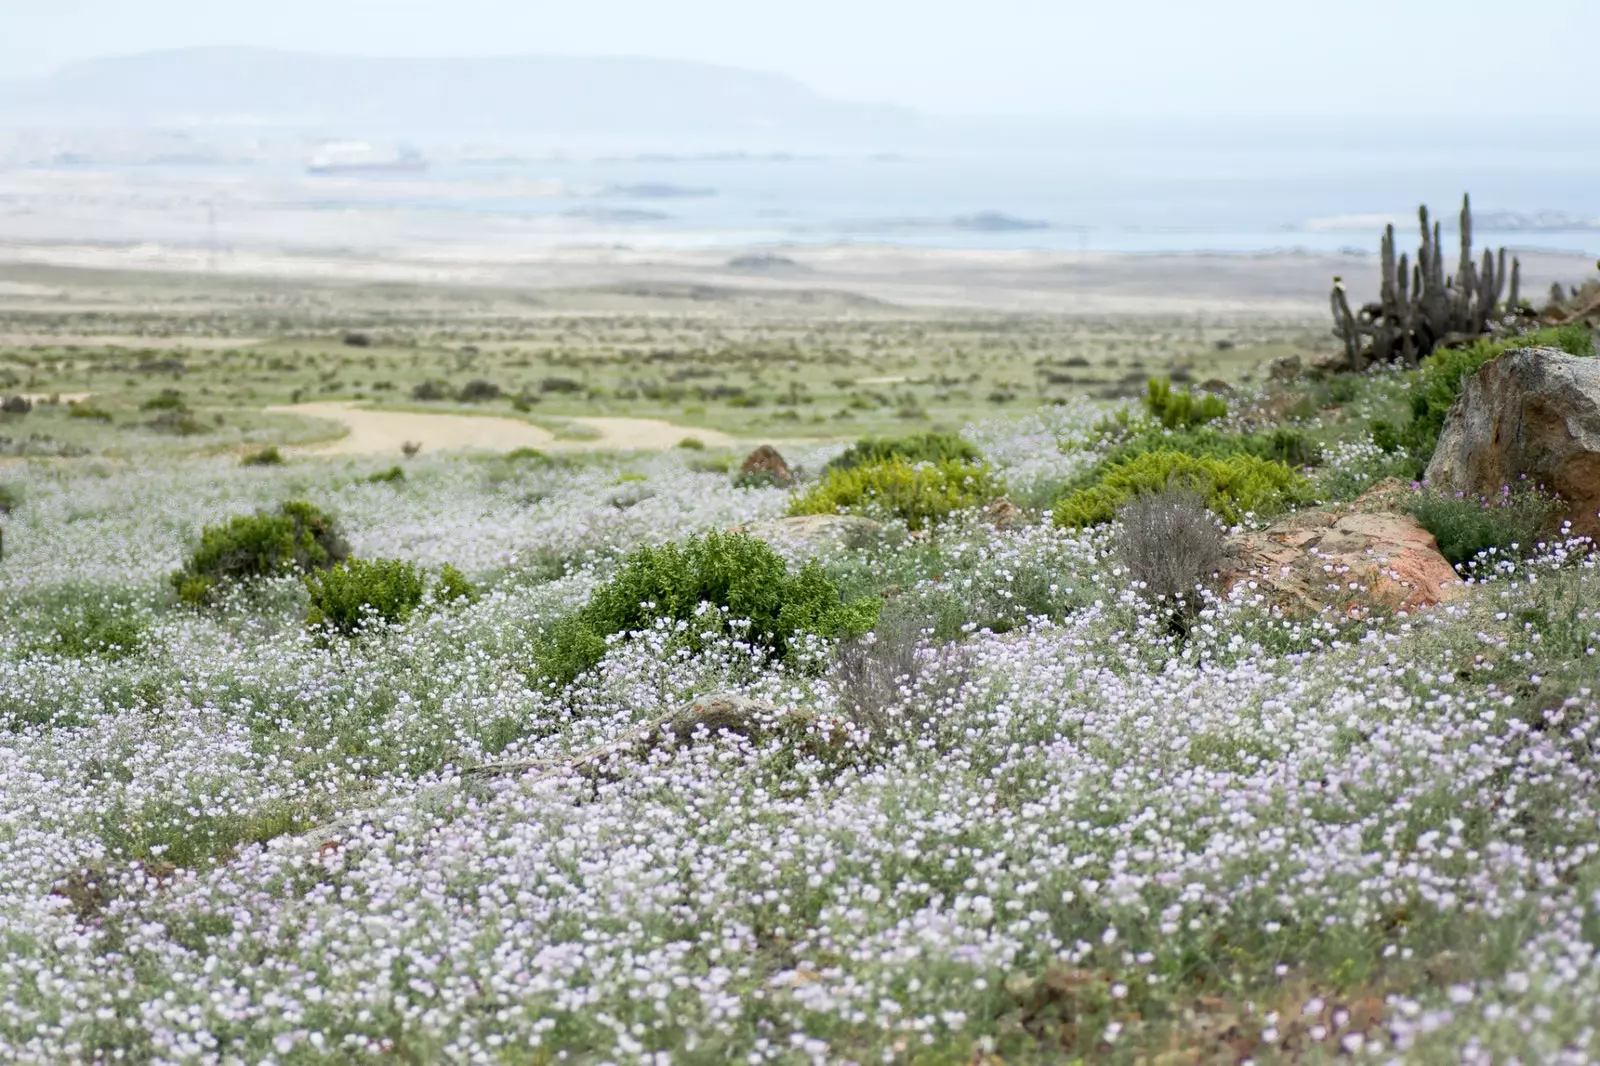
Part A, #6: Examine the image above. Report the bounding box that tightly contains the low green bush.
[305,558,426,634]
[436,564,479,605]
[1409,486,1560,569]
[1096,425,1322,474]
[537,531,879,688]
[171,501,349,606]
[826,432,983,471]
[364,465,405,484]
[140,390,187,412]
[0,483,18,515]
[1144,377,1228,430]
[48,604,145,660]
[790,457,1002,530]
[1054,450,1309,527]
[69,403,114,423]
[1408,324,1594,459]
[241,446,284,467]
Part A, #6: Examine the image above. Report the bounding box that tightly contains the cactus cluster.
[1330,193,1522,369]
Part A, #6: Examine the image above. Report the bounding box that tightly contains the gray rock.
[1425,346,1600,538]
[738,514,885,550]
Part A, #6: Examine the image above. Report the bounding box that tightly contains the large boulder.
[1425,346,1600,538]
[1226,505,1463,614]
[736,445,795,488]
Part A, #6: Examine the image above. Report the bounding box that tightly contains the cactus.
[1330,193,1522,369]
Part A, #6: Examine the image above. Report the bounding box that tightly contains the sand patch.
[267,402,733,457]
[0,334,261,350]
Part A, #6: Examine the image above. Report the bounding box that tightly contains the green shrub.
[0,483,17,515]
[1097,425,1322,474]
[171,501,349,605]
[241,445,284,467]
[140,390,187,412]
[1054,450,1309,527]
[435,564,479,605]
[305,558,426,634]
[676,437,707,451]
[1408,325,1594,458]
[537,531,879,688]
[790,457,1002,530]
[364,465,405,484]
[1144,377,1228,430]
[1409,486,1560,569]
[69,403,114,423]
[826,432,983,471]
[1370,419,1404,454]
[48,604,144,660]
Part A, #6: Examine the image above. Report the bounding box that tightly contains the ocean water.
[24,126,1600,257]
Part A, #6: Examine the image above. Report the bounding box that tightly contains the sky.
[2,0,1596,118]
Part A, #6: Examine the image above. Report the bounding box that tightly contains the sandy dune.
[268,402,733,457]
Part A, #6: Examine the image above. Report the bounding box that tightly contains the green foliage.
[789,457,1002,530]
[1097,424,1322,473]
[537,531,879,688]
[69,403,114,422]
[1054,450,1309,527]
[676,437,707,450]
[1144,377,1228,430]
[435,564,479,605]
[1408,325,1594,458]
[0,482,17,515]
[305,557,426,634]
[364,465,405,484]
[140,390,187,412]
[1370,419,1403,454]
[826,432,983,471]
[240,446,284,467]
[171,501,349,606]
[1409,486,1560,569]
[48,604,145,660]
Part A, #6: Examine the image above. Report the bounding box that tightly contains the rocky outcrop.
[1226,502,1463,614]
[736,445,795,488]
[737,514,884,550]
[986,496,1026,531]
[1425,346,1600,538]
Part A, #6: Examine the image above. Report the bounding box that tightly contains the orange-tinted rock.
[737,444,795,488]
[1226,509,1462,613]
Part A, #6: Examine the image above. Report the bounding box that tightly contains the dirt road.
[267,402,734,457]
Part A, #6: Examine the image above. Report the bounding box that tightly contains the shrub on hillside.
[826,432,982,471]
[1409,485,1561,570]
[790,457,1002,531]
[141,390,187,412]
[1116,488,1225,615]
[0,483,18,515]
[411,380,451,402]
[171,501,349,606]
[364,465,405,484]
[1095,424,1322,475]
[1145,377,1228,430]
[68,403,114,423]
[1407,324,1594,458]
[241,446,284,467]
[305,558,426,634]
[458,379,502,403]
[1054,450,1308,527]
[537,531,879,688]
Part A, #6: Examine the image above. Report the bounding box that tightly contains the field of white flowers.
[1,400,1598,1065]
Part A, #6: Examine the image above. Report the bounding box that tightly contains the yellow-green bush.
[789,458,1002,530]
[171,501,349,606]
[1145,377,1228,430]
[1053,450,1308,527]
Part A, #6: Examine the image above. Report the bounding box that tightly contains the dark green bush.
[69,403,114,423]
[241,446,284,467]
[1144,378,1228,430]
[790,458,1002,530]
[305,558,426,634]
[458,379,502,402]
[537,531,879,688]
[171,501,349,606]
[141,390,187,412]
[1408,325,1594,459]
[0,483,18,515]
[1410,487,1559,569]
[826,432,983,471]
[364,465,405,484]
[1054,450,1310,527]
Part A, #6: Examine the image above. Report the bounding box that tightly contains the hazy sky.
[4,0,1596,117]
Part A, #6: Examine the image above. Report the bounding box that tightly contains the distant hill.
[0,47,920,140]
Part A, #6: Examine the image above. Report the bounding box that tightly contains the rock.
[1226,508,1462,613]
[1266,355,1303,383]
[1310,350,1353,375]
[1197,378,1235,395]
[986,496,1026,531]
[1425,346,1600,538]
[736,444,795,488]
[737,514,884,550]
